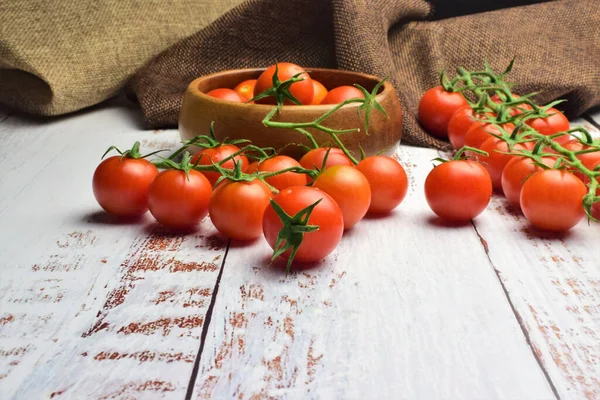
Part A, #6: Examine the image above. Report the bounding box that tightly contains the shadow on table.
[82,210,148,226]
[425,215,472,228]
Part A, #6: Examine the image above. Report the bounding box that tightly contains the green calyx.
[269,198,322,274]
[248,62,305,110]
[101,141,166,161]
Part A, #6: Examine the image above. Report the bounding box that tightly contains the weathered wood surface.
[0,105,226,399]
[0,104,599,399]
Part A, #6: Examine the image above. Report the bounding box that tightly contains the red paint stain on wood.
[153,290,176,305]
[195,234,227,251]
[93,350,195,363]
[0,315,14,325]
[50,389,65,398]
[56,230,97,248]
[306,339,324,385]
[170,260,218,273]
[32,254,84,272]
[100,259,107,264]
[284,316,294,339]
[117,315,204,336]
[329,271,347,289]
[98,380,175,399]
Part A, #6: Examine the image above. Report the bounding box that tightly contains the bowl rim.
[185,67,394,111]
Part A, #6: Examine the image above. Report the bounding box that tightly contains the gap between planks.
[470,221,560,400]
[185,240,231,400]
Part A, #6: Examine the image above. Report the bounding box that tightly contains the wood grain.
[191,146,555,399]
[0,108,224,399]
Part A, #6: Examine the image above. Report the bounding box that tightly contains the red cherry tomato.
[525,107,570,143]
[562,139,600,182]
[311,80,328,105]
[477,137,530,191]
[447,106,493,150]
[464,122,515,150]
[299,148,354,182]
[355,156,408,213]
[206,88,244,103]
[501,156,557,208]
[234,79,257,102]
[313,165,371,230]
[148,170,212,229]
[520,169,587,231]
[320,86,364,105]
[209,178,273,241]
[263,186,344,264]
[191,145,249,186]
[424,160,493,221]
[418,86,468,139]
[252,155,308,191]
[93,156,159,217]
[254,62,313,105]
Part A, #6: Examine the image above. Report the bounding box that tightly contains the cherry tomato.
[234,79,257,102]
[490,93,531,116]
[299,148,354,171]
[562,139,600,182]
[206,88,244,103]
[148,170,212,229]
[464,122,515,150]
[93,156,159,217]
[254,62,313,105]
[520,170,586,231]
[477,137,530,190]
[525,107,570,143]
[252,155,307,191]
[191,145,249,186]
[320,86,364,105]
[263,186,343,264]
[245,161,259,174]
[501,156,556,208]
[209,179,273,240]
[447,106,493,150]
[355,156,408,213]
[418,86,468,139]
[424,160,492,221]
[313,165,370,229]
[311,80,328,105]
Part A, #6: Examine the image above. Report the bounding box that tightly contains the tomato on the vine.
[191,145,248,186]
[520,169,587,231]
[525,107,570,143]
[254,62,313,105]
[313,165,371,229]
[206,88,245,103]
[263,186,343,264]
[299,147,354,178]
[311,80,328,105]
[464,122,515,150]
[418,86,468,139]
[562,139,600,182]
[250,155,307,191]
[447,106,492,150]
[209,178,273,240]
[501,156,556,208]
[93,156,159,217]
[355,156,408,213]
[148,170,212,229]
[476,137,530,190]
[320,86,364,105]
[424,160,492,221]
[234,79,257,102]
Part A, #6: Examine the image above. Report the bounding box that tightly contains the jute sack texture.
[130,0,600,149]
[0,0,244,116]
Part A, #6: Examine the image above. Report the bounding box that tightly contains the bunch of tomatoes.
[92,62,409,271]
[206,62,366,106]
[418,62,600,231]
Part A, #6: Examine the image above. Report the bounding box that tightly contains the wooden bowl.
[179,68,402,159]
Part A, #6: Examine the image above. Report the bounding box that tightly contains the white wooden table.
[1,100,599,400]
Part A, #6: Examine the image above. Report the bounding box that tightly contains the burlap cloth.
[2,0,599,149]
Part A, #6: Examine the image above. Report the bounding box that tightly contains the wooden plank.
[0,109,224,399]
[191,145,555,399]
[584,107,600,128]
[569,117,600,139]
[472,191,600,398]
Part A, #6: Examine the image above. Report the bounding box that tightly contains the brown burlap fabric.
[0,0,244,116]
[130,0,600,149]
